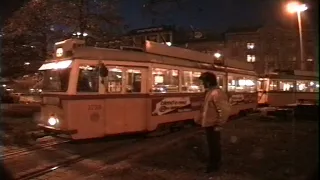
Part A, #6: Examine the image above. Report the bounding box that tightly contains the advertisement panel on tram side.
[151,96,203,116]
[151,92,257,116]
[228,92,257,106]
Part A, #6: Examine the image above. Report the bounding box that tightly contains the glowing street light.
[73,32,88,37]
[286,1,308,70]
[287,2,308,13]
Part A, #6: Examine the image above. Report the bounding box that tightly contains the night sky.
[1,0,318,32]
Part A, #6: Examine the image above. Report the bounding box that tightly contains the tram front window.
[41,69,71,92]
[77,65,99,92]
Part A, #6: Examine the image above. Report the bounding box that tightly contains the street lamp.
[73,32,88,37]
[286,2,308,70]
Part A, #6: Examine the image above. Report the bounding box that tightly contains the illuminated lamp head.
[56,48,64,57]
[48,114,59,126]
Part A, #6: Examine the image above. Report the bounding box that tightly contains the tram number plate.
[88,105,102,111]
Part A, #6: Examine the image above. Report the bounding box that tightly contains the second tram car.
[258,70,319,107]
[37,39,258,139]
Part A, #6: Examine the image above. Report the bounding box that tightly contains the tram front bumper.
[38,124,77,135]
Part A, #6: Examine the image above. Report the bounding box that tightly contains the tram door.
[104,67,149,134]
[258,79,268,104]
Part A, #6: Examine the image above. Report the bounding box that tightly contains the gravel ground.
[0,117,38,146]
[1,115,318,180]
[85,117,318,180]
[1,105,40,118]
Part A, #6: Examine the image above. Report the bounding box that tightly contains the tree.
[1,34,42,77]
[2,0,122,77]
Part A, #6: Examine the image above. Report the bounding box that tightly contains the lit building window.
[247,43,255,49]
[247,55,256,62]
[307,58,313,62]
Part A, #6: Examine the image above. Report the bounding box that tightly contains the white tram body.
[37,39,258,140]
[258,70,319,107]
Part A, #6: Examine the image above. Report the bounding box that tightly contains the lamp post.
[286,2,308,71]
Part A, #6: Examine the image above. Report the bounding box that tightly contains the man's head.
[199,72,218,89]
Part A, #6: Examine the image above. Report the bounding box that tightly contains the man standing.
[195,72,231,173]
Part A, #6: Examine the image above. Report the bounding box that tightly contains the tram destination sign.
[151,96,202,116]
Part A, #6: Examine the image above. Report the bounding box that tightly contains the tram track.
[1,139,71,160]
[14,138,140,180]
[14,127,199,180]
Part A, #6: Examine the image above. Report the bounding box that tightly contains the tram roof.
[262,70,318,80]
[52,40,254,71]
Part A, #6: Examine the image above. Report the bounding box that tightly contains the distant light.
[214,52,222,59]
[165,42,172,46]
[74,32,88,37]
[2,84,6,87]
[247,43,255,49]
[24,62,30,65]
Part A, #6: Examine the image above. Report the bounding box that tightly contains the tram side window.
[77,65,99,92]
[269,80,278,91]
[228,75,256,92]
[258,80,267,91]
[152,68,179,93]
[181,71,204,92]
[126,69,142,93]
[279,81,294,91]
[296,80,319,92]
[107,67,123,93]
[217,75,224,89]
[269,80,294,91]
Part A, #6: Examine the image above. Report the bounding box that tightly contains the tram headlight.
[48,116,59,126]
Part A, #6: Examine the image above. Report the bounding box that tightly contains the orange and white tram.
[258,70,319,107]
[37,39,258,139]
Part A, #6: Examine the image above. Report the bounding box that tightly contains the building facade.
[103,25,176,49]
[178,26,317,75]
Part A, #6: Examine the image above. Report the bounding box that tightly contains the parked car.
[1,88,19,103]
